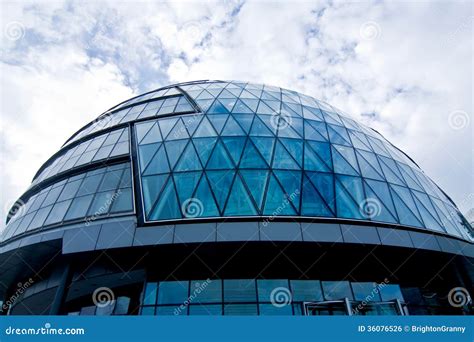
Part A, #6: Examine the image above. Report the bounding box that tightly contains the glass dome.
[3,80,473,243]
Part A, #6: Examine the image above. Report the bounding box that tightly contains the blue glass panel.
[173,172,201,203]
[352,282,381,301]
[143,283,157,305]
[223,279,256,302]
[136,121,156,143]
[389,184,424,227]
[224,175,258,216]
[193,137,217,166]
[224,304,257,315]
[251,137,275,165]
[431,197,462,237]
[348,130,372,151]
[280,138,302,166]
[140,122,162,145]
[189,305,222,315]
[304,142,330,172]
[192,175,219,217]
[327,124,351,146]
[411,190,444,232]
[378,156,406,186]
[181,114,203,136]
[174,142,202,172]
[222,137,246,165]
[221,115,246,136]
[207,114,228,134]
[356,150,384,181]
[164,140,188,169]
[143,145,170,175]
[301,174,333,217]
[239,170,269,211]
[240,139,268,168]
[332,145,359,176]
[273,170,301,212]
[233,113,254,133]
[190,280,222,304]
[158,117,179,140]
[249,115,273,137]
[257,279,290,302]
[166,119,189,141]
[335,175,365,219]
[149,178,181,220]
[232,99,253,114]
[363,179,398,223]
[263,174,297,215]
[305,172,335,214]
[398,163,424,191]
[158,281,189,304]
[193,116,217,137]
[207,170,235,212]
[307,141,332,169]
[256,100,276,114]
[291,280,324,302]
[206,140,234,169]
[302,106,324,121]
[272,141,299,170]
[207,100,230,114]
[322,281,353,300]
[240,98,259,112]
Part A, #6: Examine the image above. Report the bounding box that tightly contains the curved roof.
[2,80,473,244]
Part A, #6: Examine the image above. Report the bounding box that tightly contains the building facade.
[1,80,473,316]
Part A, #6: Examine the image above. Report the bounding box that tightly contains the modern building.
[1,80,472,316]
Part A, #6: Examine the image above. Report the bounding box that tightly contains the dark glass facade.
[1,80,472,316]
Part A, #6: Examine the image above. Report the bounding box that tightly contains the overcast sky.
[1,0,472,228]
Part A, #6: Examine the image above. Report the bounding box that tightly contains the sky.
[0,0,472,228]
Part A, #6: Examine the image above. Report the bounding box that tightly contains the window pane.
[140,306,155,315]
[157,281,189,305]
[224,304,257,315]
[143,282,157,305]
[156,305,184,316]
[190,280,221,303]
[257,279,289,302]
[259,304,293,315]
[290,280,323,302]
[44,200,72,225]
[352,282,381,302]
[322,281,353,300]
[223,279,256,302]
[189,304,222,315]
[380,284,404,302]
[65,195,93,220]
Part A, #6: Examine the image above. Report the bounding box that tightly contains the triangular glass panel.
[166,119,189,141]
[277,117,300,138]
[286,103,303,117]
[164,139,188,170]
[273,170,302,212]
[181,114,202,136]
[356,150,384,181]
[143,145,170,175]
[282,93,298,104]
[332,145,359,176]
[139,143,161,172]
[206,100,230,114]
[218,89,236,99]
[263,100,281,113]
[193,116,217,137]
[256,101,276,114]
[263,174,296,215]
[191,175,219,217]
[221,115,246,136]
[207,170,236,212]
[240,169,269,211]
[142,174,168,216]
[196,99,214,112]
[305,172,335,215]
[240,98,259,112]
[304,121,327,142]
[327,124,351,146]
[206,88,222,97]
[219,98,237,112]
[302,106,324,121]
[304,142,330,172]
[281,103,301,118]
[377,156,406,186]
[240,139,268,168]
[398,163,423,191]
[431,197,462,237]
[251,137,275,165]
[173,171,201,203]
[280,138,303,167]
[193,137,217,166]
[233,113,254,134]
[174,142,202,171]
[335,175,365,219]
[258,114,278,135]
[363,179,398,223]
[207,114,228,134]
[158,117,179,140]
[196,90,214,100]
[323,111,343,126]
[272,141,299,170]
[239,89,259,99]
[206,140,234,169]
[231,99,254,114]
[250,115,274,137]
[301,174,333,217]
[225,87,243,97]
[136,121,157,144]
[367,136,390,157]
[389,185,424,227]
[222,137,246,165]
[349,130,372,151]
[224,175,258,216]
[246,88,262,98]
[261,91,280,101]
[411,190,444,232]
[149,178,181,220]
[307,141,332,169]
